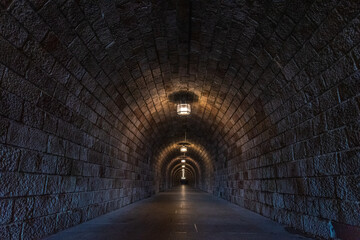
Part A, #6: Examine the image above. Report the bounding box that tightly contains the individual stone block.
[0,144,21,171]
[0,172,46,197]
[71,160,83,175]
[305,197,320,217]
[0,117,9,143]
[65,141,80,160]
[75,177,88,192]
[339,149,360,175]
[338,72,360,101]
[276,179,297,194]
[33,195,60,218]
[38,1,76,45]
[0,198,13,224]
[302,215,331,239]
[22,101,44,129]
[61,176,76,193]
[56,157,73,175]
[7,122,48,152]
[313,153,339,176]
[308,177,335,198]
[23,39,56,74]
[310,10,345,51]
[75,21,95,44]
[2,68,41,103]
[9,0,49,41]
[60,0,85,27]
[13,197,34,221]
[319,198,339,221]
[68,37,88,62]
[56,210,82,231]
[0,222,22,240]
[336,176,360,201]
[19,149,57,174]
[0,10,28,48]
[320,129,349,154]
[0,35,27,75]
[48,135,66,156]
[339,201,360,226]
[326,99,359,130]
[42,155,58,174]
[45,175,62,194]
[22,215,57,240]
[58,193,73,212]
[0,89,23,121]
[345,122,360,148]
[43,113,58,134]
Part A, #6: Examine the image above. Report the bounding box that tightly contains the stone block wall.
[207,1,360,238]
[0,1,154,239]
[0,0,359,239]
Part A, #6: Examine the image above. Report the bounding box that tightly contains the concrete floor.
[45,186,312,240]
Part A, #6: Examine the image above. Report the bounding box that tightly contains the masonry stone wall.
[0,1,154,239]
[0,0,359,239]
[207,1,360,238]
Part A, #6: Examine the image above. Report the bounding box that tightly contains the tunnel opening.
[0,0,359,239]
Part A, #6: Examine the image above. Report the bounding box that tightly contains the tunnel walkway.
[45,186,312,240]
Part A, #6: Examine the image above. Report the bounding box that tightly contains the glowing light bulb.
[181,168,186,179]
[181,159,186,163]
[180,146,187,152]
[177,103,191,116]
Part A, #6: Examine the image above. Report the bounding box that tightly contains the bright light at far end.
[180,146,187,152]
[182,165,185,168]
[177,103,191,116]
[181,168,186,179]
[181,159,186,163]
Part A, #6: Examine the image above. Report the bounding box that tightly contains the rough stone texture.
[0,0,359,239]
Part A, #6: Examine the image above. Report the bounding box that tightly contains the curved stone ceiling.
[1,0,359,238]
[21,0,355,190]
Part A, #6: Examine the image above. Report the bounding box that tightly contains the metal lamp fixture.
[177,103,191,116]
[180,145,187,152]
[180,132,189,153]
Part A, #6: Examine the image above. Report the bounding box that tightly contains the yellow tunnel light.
[182,165,185,168]
[181,159,186,163]
[177,103,191,116]
[180,145,187,152]
[181,168,186,179]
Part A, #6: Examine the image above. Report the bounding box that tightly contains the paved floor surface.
[45,186,312,240]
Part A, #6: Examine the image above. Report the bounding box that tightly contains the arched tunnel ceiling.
[0,0,360,239]
[3,0,357,182]
[28,0,355,176]
[1,0,359,238]
[74,0,275,168]
[84,0,282,155]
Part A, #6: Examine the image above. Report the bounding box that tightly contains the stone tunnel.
[0,0,359,239]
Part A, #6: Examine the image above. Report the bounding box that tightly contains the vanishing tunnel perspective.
[0,0,359,239]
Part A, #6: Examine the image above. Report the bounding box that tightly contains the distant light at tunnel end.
[181,168,186,179]
[177,103,191,116]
